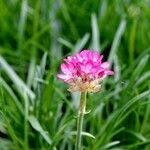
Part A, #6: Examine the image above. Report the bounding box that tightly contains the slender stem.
[24,93,29,150]
[75,92,87,150]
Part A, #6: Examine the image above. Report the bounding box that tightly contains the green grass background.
[0,0,150,149]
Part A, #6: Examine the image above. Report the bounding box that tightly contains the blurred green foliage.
[0,0,150,149]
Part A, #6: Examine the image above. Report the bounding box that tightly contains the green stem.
[75,92,87,150]
[24,94,29,150]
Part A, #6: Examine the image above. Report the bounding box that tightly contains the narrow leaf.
[28,115,52,145]
[91,13,100,51]
[70,131,95,139]
[0,56,35,101]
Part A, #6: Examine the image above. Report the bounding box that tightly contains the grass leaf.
[28,115,52,145]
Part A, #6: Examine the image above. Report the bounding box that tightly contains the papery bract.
[57,50,114,92]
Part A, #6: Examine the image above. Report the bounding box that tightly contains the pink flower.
[57,50,114,92]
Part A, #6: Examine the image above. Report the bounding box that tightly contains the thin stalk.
[140,86,150,133]
[75,92,87,150]
[24,93,29,150]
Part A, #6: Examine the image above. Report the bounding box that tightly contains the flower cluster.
[57,50,114,92]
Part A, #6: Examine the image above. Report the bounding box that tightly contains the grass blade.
[91,13,100,51]
[28,115,53,146]
[108,19,126,64]
[0,77,23,114]
[73,33,90,53]
[0,56,35,101]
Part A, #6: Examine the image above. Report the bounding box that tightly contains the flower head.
[57,50,114,92]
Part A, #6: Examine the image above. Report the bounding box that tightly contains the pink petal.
[105,70,114,75]
[98,71,105,78]
[61,64,71,75]
[92,51,100,61]
[80,63,92,74]
[101,62,110,69]
[91,66,100,74]
[76,53,83,62]
[57,74,72,82]
[64,56,76,64]
[80,50,92,61]
[57,74,67,80]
